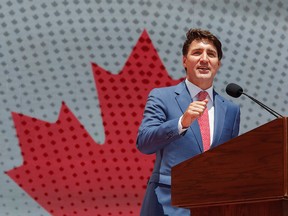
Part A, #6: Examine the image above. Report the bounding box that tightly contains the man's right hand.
[181,99,208,128]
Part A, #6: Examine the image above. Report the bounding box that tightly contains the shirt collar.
[185,79,214,102]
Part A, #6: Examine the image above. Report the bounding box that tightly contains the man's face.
[183,39,221,89]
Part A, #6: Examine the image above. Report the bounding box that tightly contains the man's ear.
[182,56,187,68]
[218,60,221,68]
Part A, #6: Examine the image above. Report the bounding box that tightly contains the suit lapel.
[175,82,192,114]
[212,92,227,148]
[175,81,203,152]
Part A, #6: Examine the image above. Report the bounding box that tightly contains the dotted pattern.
[0,0,287,215]
[6,31,182,215]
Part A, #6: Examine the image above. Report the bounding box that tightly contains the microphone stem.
[242,92,283,118]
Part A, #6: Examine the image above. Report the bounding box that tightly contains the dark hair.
[182,28,223,60]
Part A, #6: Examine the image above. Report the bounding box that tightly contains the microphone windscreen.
[226,83,243,98]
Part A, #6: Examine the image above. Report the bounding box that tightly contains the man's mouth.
[198,67,210,72]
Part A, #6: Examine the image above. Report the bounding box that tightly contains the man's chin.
[197,74,212,79]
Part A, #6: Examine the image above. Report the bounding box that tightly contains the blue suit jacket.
[137,81,240,215]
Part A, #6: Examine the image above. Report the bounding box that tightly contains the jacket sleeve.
[136,88,183,154]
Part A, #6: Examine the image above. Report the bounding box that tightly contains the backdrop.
[0,0,287,215]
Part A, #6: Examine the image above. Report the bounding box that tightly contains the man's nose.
[200,53,208,62]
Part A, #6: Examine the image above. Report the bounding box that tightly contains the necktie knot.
[197,91,208,101]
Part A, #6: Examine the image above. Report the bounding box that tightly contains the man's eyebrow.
[190,48,217,53]
[190,48,203,52]
[191,48,201,50]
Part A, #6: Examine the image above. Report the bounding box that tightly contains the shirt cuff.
[178,115,188,135]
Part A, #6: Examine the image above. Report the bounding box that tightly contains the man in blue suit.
[136,28,240,216]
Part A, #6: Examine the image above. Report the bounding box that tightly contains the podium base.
[190,200,288,216]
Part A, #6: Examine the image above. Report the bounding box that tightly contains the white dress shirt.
[178,79,214,145]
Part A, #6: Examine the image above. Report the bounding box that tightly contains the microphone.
[226,83,283,118]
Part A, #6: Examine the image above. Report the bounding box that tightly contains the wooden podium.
[171,117,288,216]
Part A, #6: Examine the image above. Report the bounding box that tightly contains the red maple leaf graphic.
[6,30,183,215]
